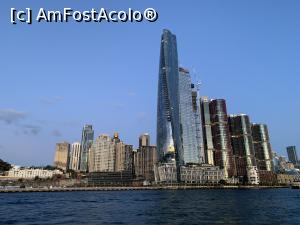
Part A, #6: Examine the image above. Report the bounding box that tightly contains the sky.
[0,0,299,166]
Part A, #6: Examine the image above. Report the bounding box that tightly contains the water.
[0,189,300,225]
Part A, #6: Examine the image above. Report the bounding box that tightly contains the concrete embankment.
[0,185,290,193]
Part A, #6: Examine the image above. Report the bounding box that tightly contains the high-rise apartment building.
[89,134,115,172]
[201,97,215,165]
[115,142,134,172]
[69,142,81,171]
[80,125,94,172]
[87,133,135,185]
[135,134,158,181]
[209,99,235,179]
[229,114,256,181]
[287,146,298,165]
[54,142,70,171]
[157,29,182,165]
[112,133,134,173]
[252,124,273,171]
[134,146,158,181]
[124,145,134,173]
[114,142,125,172]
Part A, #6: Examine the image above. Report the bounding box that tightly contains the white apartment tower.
[69,142,81,171]
[89,134,116,172]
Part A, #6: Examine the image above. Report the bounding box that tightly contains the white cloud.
[0,109,27,124]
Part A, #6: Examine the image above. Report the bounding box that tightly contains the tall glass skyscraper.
[201,97,215,165]
[157,29,182,165]
[229,114,256,180]
[252,124,273,171]
[210,99,235,179]
[79,124,94,172]
[178,67,201,164]
[192,86,205,164]
[286,146,298,165]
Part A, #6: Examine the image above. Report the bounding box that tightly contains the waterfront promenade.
[0,185,289,193]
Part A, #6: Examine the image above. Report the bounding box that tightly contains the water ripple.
[0,189,300,225]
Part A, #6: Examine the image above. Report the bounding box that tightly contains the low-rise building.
[286,162,295,170]
[154,163,177,183]
[87,171,133,185]
[258,170,277,185]
[277,173,295,185]
[247,166,260,185]
[273,153,289,172]
[180,164,224,184]
[6,166,63,179]
[154,163,224,185]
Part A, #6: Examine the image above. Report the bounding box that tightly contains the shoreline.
[0,185,290,193]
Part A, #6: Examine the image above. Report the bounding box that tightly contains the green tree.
[0,159,11,172]
[43,165,56,170]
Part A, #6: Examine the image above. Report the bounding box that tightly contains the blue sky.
[0,0,299,166]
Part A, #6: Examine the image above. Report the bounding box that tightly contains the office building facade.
[69,142,81,171]
[191,82,205,164]
[7,166,63,179]
[287,146,298,165]
[157,29,182,165]
[89,134,115,172]
[209,99,235,179]
[80,125,94,172]
[229,114,256,181]
[54,142,70,171]
[115,142,134,173]
[201,97,215,165]
[180,164,224,184]
[154,163,177,183]
[134,145,158,181]
[178,67,202,164]
[252,124,273,171]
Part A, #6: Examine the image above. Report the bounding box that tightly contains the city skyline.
[2,20,300,184]
[1,1,300,166]
[43,29,297,186]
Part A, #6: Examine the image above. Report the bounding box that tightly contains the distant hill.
[0,159,11,172]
